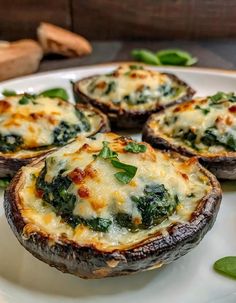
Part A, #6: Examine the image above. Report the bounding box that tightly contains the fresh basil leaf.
[111,159,137,184]
[131,49,160,65]
[40,88,69,101]
[98,141,118,159]
[0,177,11,189]
[124,142,147,153]
[2,89,17,97]
[156,49,197,66]
[214,256,236,279]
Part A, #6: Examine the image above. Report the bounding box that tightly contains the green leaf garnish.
[131,48,197,66]
[131,49,160,65]
[209,92,236,104]
[18,95,30,105]
[214,256,236,279]
[0,176,11,189]
[2,89,17,97]
[97,141,137,184]
[40,88,69,101]
[124,142,147,153]
[156,49,197,66]
[97,141,118,159]
[195,105,210,115]
[111,159,137,184]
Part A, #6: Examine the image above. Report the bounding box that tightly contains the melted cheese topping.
[149,96,236,156]
[78,65,190,111]
[18,133,212,251]
[0,95,104,158]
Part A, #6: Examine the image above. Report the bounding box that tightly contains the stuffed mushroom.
[0,93,109,177]
[73,64,195,129]
[4,132,221,278]
[143,92,236,179]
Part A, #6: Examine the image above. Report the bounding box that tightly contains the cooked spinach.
[104,81,116,95]
[36,166,112,232]
[0,134,23,152]
[115,212,137,231]
[158,84,175,97]
[175,129,198,149]
[53,121,81,146]
[195,105,210,115]
[127,184,178,230]
[75,109,91,132]
[201,127,236,151]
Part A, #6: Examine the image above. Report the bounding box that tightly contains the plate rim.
[1,61,236,87]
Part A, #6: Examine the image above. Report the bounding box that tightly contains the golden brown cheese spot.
[0,100,11,113]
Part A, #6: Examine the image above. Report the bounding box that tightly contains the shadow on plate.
[220,180,236,193]
[0,215,160,298]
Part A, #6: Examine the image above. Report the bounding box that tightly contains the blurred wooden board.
[39,40,236,72]
[0,0,71,41]
[72,0,236,40]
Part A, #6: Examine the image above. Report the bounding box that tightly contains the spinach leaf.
[131,48,197,66]
[214,256,236,279]
[53,121,81,146]
[131,49,160,65]
[0,134,23,152]
[2,89,17,97]
[124,142,147,153]
[40,88,69,101]
[111,160,137,184]
[156,49,197,66]
[96,141,137,184]
[97,141,118,159]
[0,176,11,189]
[209,92,236,105]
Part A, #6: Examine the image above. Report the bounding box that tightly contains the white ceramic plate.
[0,63,236,303]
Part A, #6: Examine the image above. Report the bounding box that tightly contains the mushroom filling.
[79,65,189,109]
[158,92,236,152]
[36,162,179,232]
[0,94,92,153]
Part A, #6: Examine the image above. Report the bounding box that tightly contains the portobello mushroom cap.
[4,133,221,279]
[0,94,109,177]
[143,92,236,179]
[73,64,195,129]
